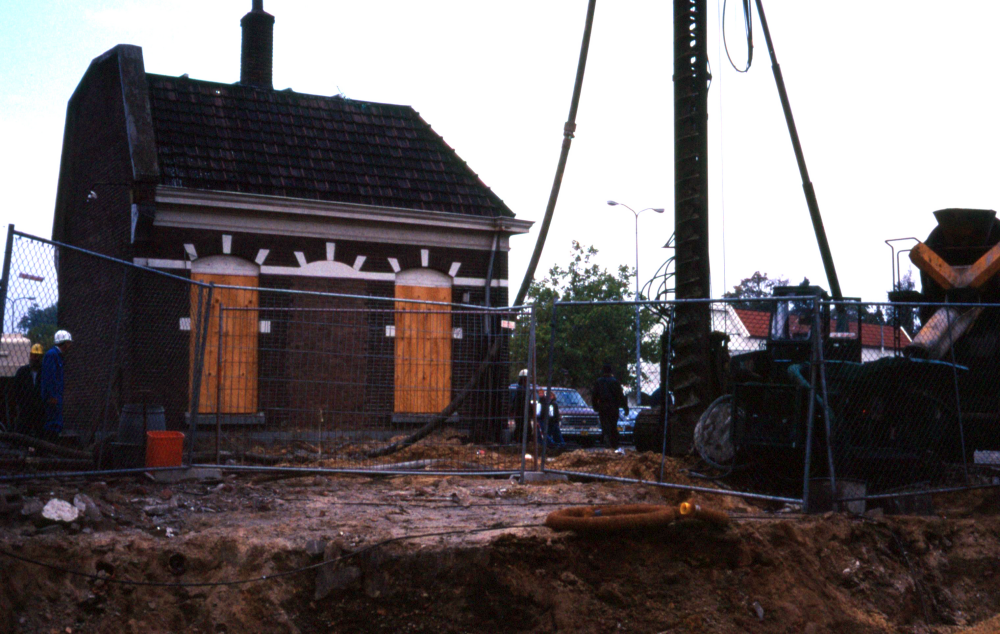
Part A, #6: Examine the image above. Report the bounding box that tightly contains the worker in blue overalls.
[40,330,72,442]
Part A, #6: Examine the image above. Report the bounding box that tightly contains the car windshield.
[553,390,587,407]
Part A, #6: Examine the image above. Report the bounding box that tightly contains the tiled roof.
[857,322,912,349]
[145,75,514,218]
[733,309,770,338]
[730,309,912,350]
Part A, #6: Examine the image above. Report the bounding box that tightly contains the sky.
[3,0,1000,310]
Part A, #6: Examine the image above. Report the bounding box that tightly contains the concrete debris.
[73,494,102,522]
[449,489,472,507]
[41,499,79,523]
[20,498,43,518]
[143,499,178,516]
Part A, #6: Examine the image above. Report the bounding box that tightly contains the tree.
[884,271,921,335]
[511,242,659,396]
[17,303,58,348]
[722,271,789,309]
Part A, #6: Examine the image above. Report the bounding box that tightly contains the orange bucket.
[146,431,185,468]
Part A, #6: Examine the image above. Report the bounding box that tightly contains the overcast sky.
[3,1,999,308]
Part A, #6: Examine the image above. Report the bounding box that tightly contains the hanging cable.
[514,0,597,307]
[722,0,753,73]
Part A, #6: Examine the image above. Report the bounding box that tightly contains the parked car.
[508,385,602,446]
[617,407,648,445]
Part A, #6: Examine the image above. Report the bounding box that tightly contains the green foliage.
[511,242,660,395]
[722,271,789,303]
[17,303,58,348]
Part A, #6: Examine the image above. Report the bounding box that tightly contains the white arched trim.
[191,255,260,277]
[291,259,367,279]
[395,268,452,288]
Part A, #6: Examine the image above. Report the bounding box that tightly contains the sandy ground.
[3,453,1000,633]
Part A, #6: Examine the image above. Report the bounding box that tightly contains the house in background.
[729,308,912,360]
[51,1,531,437]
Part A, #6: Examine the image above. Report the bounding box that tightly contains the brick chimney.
[240,0,275,89]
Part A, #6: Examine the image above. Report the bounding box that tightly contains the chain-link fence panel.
[189,286,531,475]
[536,299,800,505]
[822,301,1000,510]
[537,294,1000,509]
[0,231,212,480]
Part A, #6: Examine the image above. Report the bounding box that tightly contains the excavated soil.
[3,461,1000,633]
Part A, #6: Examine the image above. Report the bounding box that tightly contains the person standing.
[539,388,565,449]
[510,370,530,445]
[591,364,628,451]
[11,344,45,437]
[40,330,72,441]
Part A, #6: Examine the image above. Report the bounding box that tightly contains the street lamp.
[607,201,664,404]
[7,296,36,333]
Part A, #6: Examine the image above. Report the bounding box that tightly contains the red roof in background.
[733,309,770,338]
[729,309,912,350]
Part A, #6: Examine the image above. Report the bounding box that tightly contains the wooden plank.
[394,285,452,414]
[909,242,959,291]
[190,273,259,414]
[960,242,1000,289]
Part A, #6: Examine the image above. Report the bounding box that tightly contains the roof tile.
[146,75,512,217]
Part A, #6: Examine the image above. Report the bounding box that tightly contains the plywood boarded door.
[394,284,452,413]
[190,272,259,414]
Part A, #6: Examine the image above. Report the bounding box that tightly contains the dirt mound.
[7,509,1000,633]
[5,463,1000,632]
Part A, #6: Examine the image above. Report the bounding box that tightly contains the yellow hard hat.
[30,344,44,355]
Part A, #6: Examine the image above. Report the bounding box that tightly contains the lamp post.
[607,201,664,405]
[7,296,36,333]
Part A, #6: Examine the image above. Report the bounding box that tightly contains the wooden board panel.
[394,285,452,414]
[189,273,259,414]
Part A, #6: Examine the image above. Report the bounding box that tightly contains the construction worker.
[11,344,45,437]
[591,364,628,451]
[40,330,72,441]
[510,369,530,445]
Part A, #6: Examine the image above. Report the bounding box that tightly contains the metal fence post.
[530,303,540,470]
[943,302,970,484]
[0,224,15,332]
[186,283,213,465]
[801,296,821,513]
[215,304,225,465]
[542,303,559,472]
[659,303,676,482]
[519,308,535,480]
[816,300,837,507]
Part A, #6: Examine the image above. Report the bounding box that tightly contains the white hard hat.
[54,330,72,344]
[518,369,528,377]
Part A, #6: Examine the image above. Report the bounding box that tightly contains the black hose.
[513,0,598,307]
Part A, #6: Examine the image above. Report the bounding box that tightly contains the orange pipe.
[678,502,729,526]
[544,504,677,533]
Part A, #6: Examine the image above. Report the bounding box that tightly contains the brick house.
[51,1,531,438]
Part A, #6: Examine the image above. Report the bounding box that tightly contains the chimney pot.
[240,1,274,89]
